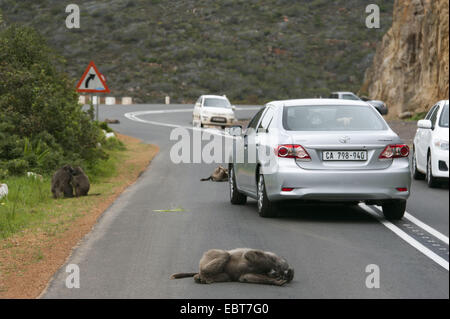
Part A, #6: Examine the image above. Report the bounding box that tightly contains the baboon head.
[213,165,228,180]
[267,254,294,282]
[71,166,85,176]
[63,165,74,175]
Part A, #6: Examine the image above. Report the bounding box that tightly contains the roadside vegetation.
[0,139,124,239]
[407,112,427,122]
[0,25,108,177]
[0,134,158,298]
[0,24,130,238]
[0,23,159,297]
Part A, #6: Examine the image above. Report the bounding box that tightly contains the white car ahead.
[193,95,236,128]
[412,100,449,187]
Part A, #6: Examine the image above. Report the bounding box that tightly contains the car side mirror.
[417,119,432,129]
[227,125,242,136]
[231,105,236,111]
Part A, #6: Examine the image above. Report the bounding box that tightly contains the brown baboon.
[104,118,120,124]
[200,165,229,182]
[71,166,90,197]
[51,165,74,199]
[171,248,294,286]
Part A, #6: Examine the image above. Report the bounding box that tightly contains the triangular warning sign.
[76,61,110,93]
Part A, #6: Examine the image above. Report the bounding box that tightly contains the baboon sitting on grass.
[51,165,74,199]
[71,166,90,197]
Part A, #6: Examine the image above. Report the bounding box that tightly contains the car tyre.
[382,200,406,220]
[412,148,425,180]
[426,153,439,188]
[229,166,247,205]
[257,174,277,218]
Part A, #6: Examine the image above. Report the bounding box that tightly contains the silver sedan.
[228,99,411,219]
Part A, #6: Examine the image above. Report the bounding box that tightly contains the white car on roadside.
[193,95,236,128]
[412,100,449,187]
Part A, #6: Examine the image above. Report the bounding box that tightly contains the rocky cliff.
[361,0,449,118]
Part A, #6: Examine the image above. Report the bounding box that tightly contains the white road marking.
[404,212,449,245]
[124,107,260,137]
[374,205,449,245]
[360,204,449,271]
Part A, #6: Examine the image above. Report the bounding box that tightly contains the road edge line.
[373,205,449,245]
[404,212,449,245]
[360,204,449,271]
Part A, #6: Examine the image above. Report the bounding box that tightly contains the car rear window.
[283,105,388,131]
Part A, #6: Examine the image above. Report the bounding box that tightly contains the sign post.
[76,61,110,121]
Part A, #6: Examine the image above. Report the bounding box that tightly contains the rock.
[105,132,116,139]
[27,172,43,181]
[399,111,413,119]
[0,184,8,199]
[361,0,449,119]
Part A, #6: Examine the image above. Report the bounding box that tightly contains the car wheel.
[426,153,439,188]
[412,148,425,180]
[382,200,406,220]
[229,166,247,205]
[257,174,276,218]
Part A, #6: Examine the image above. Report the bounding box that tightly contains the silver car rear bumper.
[264,158,411,202]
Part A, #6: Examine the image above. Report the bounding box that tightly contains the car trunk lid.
[289,130,401,170]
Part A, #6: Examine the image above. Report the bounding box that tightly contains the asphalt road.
[43,104,449,298]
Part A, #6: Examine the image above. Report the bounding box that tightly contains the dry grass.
[0,134,158,298]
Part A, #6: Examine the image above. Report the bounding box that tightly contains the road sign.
[76,61,110,93]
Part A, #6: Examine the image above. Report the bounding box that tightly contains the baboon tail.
[200,177,211,181]
[170,272,198,279]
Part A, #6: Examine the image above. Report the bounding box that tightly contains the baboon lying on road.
[171,248,294,286]
[71,166,90,197]
[51,165,74,198]
[104,118,120,124]
[200,165,228,182]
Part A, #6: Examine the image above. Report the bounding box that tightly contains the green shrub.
[6,158,29,175]
[103,137,126,151]
[0,25,105,175]
[96,121,113,133]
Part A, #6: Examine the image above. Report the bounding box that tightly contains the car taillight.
[379,144,410,159]
[275,144,311,160]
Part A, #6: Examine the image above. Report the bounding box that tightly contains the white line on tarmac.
[360,204,449,271]
[373,205,449,245]
[404,212,449,245]
[124,107,259,136]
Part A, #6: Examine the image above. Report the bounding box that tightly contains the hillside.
[361,0,449,118]
[0,0,394,104]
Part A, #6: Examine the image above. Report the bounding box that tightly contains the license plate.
[211,117,226,123]
[322,151,367,161]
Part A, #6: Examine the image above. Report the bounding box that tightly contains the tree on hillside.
[0,25,105,176]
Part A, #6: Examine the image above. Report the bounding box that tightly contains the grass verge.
[0,133,158,298]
